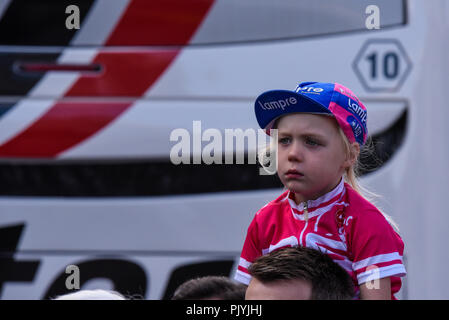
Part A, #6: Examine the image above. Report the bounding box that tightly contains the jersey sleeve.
[347,209,406,292]
[234,216,261,285]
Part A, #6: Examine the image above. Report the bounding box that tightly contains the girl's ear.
[344,142,360,168]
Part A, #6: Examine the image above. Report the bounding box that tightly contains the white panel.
[58,99,260,159]
[0,189,281,252]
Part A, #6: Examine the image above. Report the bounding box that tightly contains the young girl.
[235,82,406,299]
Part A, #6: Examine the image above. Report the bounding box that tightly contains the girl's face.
[275,113,349,204]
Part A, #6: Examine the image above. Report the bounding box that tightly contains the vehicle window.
[0,0,406,46]
[192,0,406,44]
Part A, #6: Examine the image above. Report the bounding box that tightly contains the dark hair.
[248,246,354,300]
[171,276,246,300]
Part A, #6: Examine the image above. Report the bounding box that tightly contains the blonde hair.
[338,128,400,232]
[257,118,400,232]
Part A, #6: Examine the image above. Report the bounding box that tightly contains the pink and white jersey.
[235,179,406,299]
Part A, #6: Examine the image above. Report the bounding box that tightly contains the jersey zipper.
[304,201,309,222]
[299,201,309,246]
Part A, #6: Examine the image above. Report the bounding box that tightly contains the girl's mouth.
[285,169,304,179]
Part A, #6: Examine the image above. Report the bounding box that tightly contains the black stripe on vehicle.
[0,0,95,46]
[0,160,284,197]
[0,224,40,296]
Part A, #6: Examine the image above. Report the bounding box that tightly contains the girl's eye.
[305,137,320,146]
[279,137,291,145]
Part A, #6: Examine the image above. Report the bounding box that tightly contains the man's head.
[245,246,354,300]
[53,289,126,300]
[171,276,246,300]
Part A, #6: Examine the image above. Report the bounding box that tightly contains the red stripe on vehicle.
[105,0,215,46]
[0,0,214,158]
[0,102,131,157]
[65,50,178,97]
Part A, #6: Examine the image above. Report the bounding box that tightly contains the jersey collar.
[286,178,346,220]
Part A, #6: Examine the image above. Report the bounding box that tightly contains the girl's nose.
[287,141,303,162]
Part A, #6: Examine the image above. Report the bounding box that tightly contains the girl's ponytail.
[340,129,400,232]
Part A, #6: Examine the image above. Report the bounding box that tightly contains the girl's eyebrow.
[277,130,327,139]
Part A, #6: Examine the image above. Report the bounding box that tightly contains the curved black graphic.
[358,108,407,175]
[0,223,40,297]
[43,259,147,300]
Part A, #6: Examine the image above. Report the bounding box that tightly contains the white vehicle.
[0,0,447,299]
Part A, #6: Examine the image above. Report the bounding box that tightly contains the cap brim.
[255,90,333,130]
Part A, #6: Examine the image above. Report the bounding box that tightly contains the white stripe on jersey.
[305,232,352,272]
[305,232,347,252]
[352,252,403,271]
[357,264,407,284]
[307,179,345,207]
[262,235,298,255]
[235,270,252,285]
[238,257,252,269]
